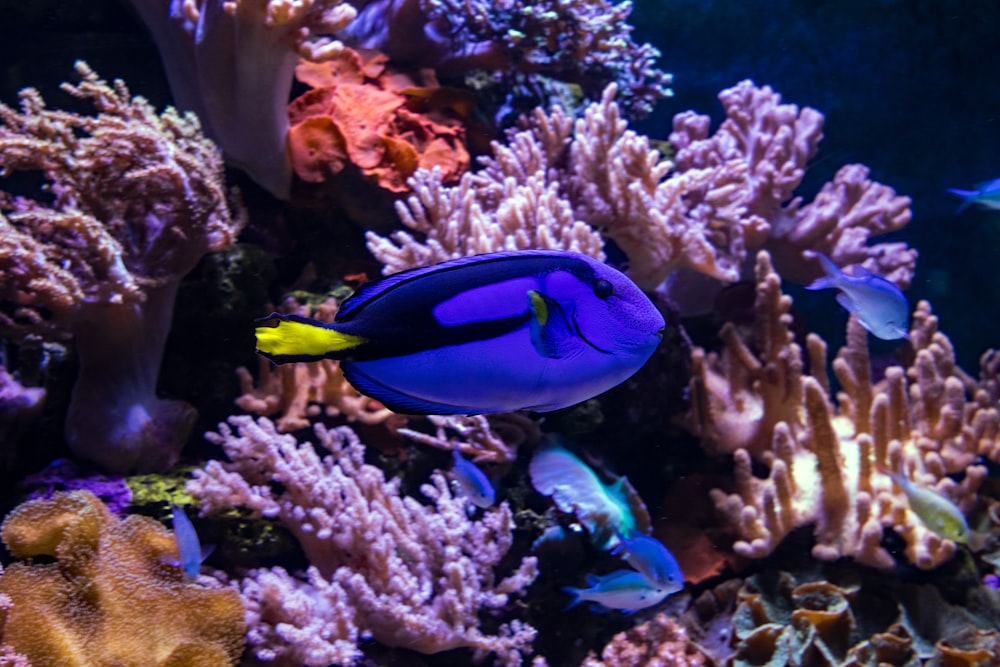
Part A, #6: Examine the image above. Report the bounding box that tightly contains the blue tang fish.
[169,505,212,579]
[255,250,664,414]
[804,251,909,340]
[451,448,495,508]
[947,177,1000,212]
[563,569,678,613]
[611,530,684,590]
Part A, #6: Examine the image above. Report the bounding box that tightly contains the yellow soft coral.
[0,490,245,667]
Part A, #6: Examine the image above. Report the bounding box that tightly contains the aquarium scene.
[1,0,999,665]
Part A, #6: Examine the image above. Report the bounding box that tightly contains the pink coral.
[582,613,709,666]
[671,81,915,289]
[368,82,915,303]
[191,415,538,665]
[0,63,244,473]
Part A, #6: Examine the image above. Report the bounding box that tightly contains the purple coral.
[345,0,672,118]
[0,63,244,472]
[192,415,538,665]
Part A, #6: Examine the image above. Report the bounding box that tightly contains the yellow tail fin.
[255,314,367,363]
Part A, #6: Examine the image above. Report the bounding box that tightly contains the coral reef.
[671,82,915,288]
[0,572,30,667]
[397,412,542,465]
[0,63,245,473]
[191,415,538,665]
[342,0,672,119]
[0,490,245,666]
[288,46,470,192]
[126,0,357,197]
[731,569,1000,667]
[367,81,915,299]
[696,252,991,569]
[21,458,132,517]
[582,613,709,666]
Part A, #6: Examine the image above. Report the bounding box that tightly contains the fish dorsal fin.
[338,250,579,320]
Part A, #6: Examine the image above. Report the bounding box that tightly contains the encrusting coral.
[0,63,245,473]
[366,81,915,299]
[696,252,992,569]
[731,569,1000,667]
[191,415,538,666]
[0,490,245,666]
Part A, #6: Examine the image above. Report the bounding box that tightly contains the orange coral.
[0,491,245,667]
[287,47,469,192]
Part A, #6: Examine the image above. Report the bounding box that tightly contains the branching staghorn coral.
[0,63,245,473]
[368,82,916,299]
[694,252,990,569]
[191,415,539,665]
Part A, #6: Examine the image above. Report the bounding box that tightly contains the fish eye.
[594,279,613,299]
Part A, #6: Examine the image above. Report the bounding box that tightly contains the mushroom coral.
[0,491,245,666]
[287,47,470,192]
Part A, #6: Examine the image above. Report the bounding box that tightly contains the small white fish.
[563,569,676,613]
[804,251,909,340]
[882,465,968,543]
[451,448,495,508]
[947,177,1000,212]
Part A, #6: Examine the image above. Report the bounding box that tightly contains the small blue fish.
[169,505,212,579]
[611,531,684,590]
[563,569,676,613]
[255,250,664,415]
[804,251,909,340]
[451,448,495,508]
[947,177,1000,212]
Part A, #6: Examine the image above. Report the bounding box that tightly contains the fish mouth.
[571,313,612,354]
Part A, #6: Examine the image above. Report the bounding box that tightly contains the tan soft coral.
[696,252,989,569]
[287,47,469,192]
[0,491,245,666]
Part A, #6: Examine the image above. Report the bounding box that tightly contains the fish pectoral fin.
[255,312,367,363]
[834,292,859,314]
[527,290,581,359]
